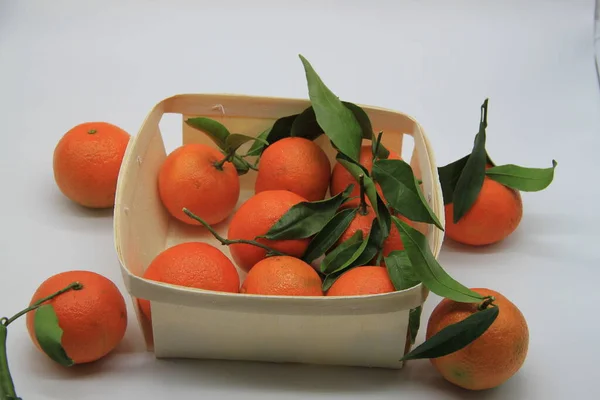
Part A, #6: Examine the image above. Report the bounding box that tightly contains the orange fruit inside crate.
[255,137,331,201]
[138,242,240,321]
[240,256,323,296]
[158,143,240,226]
[227,190,311,272]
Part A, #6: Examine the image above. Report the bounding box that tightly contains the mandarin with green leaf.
[158,143,240,226]
[26,270,128,364]
[330,145,401,208]
[227,190,311,272]
[255,137,331,201]
[445,176,523,246]
[426,288,529,390]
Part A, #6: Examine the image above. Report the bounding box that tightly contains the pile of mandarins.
[9,57,555,398]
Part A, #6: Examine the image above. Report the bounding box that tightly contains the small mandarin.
[227,190,311,272]
[158,143,240,226]
[255,137,331,201]
[26,270,128,364]
[138,242,240,321]
[240,256,323,296]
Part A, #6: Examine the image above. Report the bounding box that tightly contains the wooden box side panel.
[151,301,409,369]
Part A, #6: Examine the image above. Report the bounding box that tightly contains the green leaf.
[371,131,390,160]
[392,216,484,303]
[290,106,323,140]
[342,101,373,140]
[401,306,499,361]
[372,159,444,230]
[408,306,423,344]
[302,208,358,263]
[231,156,251,176]
[299,55,362,162]
[34,305,74,367]
[245,127,272,157]
[384,250,420,290]
[452,99,489,223]
[347,218,381,268]
[263,114,298,144]
[336,154,380,220]
[438,154,469,205]
[225,133,269,153]
[261,184,354,240]
[320,230,364,274]
[485,160,557,192]
[322,269,346,292]
[185,117,230,150]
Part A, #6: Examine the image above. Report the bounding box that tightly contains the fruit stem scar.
[2,282,83,327]
[183,208,288,257]
[87,129,97,134]
[358,174,368,215]
[478,296,496,311]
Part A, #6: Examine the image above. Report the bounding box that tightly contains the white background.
[1,0,599,399]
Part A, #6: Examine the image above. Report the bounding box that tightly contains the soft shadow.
[35,179,114,231]
[440,232,518,255]
[134,357,404,394]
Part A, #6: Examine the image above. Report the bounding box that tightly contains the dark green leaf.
[409,306,423,344]
[302,208,358,263]
[384,250,420,290]
[437,154,469,205]
[347,218,381,268]
[299,55,362,162]
[185,117,230,150]
[290,106,323,140]
[261,184,354,240]
[392,216,484,303]
[244,127,271,157]
[371,131,390,160]
[322,269,347,291]
[263,114,298,144]
[320,230,364,274]
[336,154,379,219]
[452,99,489,223]
[342,101,373,140]
[225,133,269,152]
[372,159,444,230]
[231,156,251,175]
[485,160,557,192]
[401,306,499,361]
[34,305,74,367]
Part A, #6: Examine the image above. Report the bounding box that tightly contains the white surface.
[0,0,598,399]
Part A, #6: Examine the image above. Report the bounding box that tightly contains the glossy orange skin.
[227,190,311,272]
[138,242,240,321]
[53,122,130,208]
[158,143,240,226]
[326,266,395,296]
[445,177,523,246]
[26,270,128,364]
[330,145,401,209]
[427,288,529,390]
[255,137,332,201]
[240,256,323,296]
